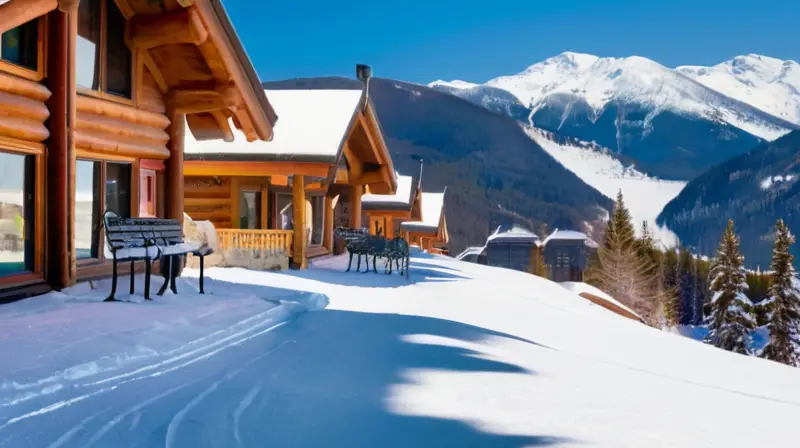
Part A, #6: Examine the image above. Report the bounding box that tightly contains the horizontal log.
[0,90,49,121]
[184,161,331,178]
[76,112,169,145]
[168,89,226,114]
[0,0,56,34]
[185,197,231,207]
[0,116,49,142]
[76,94,170,129]
[129,7,208,50]
[0,72,52,102]
[75,132,170,159]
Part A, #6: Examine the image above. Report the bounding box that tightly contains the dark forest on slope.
[262,77,612,253]
[657,130,800,268]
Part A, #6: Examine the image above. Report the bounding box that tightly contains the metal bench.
[103,211,213,302]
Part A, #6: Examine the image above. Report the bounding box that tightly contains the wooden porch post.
[322,195,333,252]
[385,216,395,239]
[349,185,362,229]
[45,8,73,289]
[292,175,307,269]
[165,110,185,224]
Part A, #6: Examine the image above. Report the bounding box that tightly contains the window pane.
[277,193,293,230]
[106,163,131,218]
[106,2,132,98]
[75,160,101,260]
[76,0,101,90]
[311,196,323,245]
[0,152,35,275]
[239,191,262,229]
[0,19,38,71]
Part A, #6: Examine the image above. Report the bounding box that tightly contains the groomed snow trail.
[2,253,800,447]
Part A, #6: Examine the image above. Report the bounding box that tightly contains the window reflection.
[76,0,101,90]
[0,152,34,275]
[75,160,100,260]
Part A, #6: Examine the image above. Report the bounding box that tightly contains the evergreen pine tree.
[592,190,659,322]
[529,245,550,279]
[662,248,681,327]
[678,249,696,325]
[705,220,756,354]
[760,219,800,366]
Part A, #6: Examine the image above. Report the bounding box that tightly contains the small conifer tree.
[760,219,800,366]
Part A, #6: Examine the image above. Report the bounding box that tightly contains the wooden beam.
[140,50,168,93]
[111,0,134,18]
[183,161,332,178]
[230,177,240,228]
[209,110,234,142]
[44,8,69,290]
[0,0,57,34]
[165,109,186,226]
[167,89,225,114]
[129,7,208,50]
[322,196,333,252]
[218,84,259,142]
[343,142,363,180]
[351,170,384,186]
[349,185,362,229]
[261,184,269,229]
[271,174,289,187]
[292,175,307,269]
[385,218,395,239]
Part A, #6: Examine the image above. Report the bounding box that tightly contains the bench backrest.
[104,212,183,251]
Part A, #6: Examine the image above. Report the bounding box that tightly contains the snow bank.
[559,281,643,321]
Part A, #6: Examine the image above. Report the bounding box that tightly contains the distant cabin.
[541,229,598,282]
[483,225,540,272]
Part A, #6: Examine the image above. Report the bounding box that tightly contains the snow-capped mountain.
[677,54,800,126]
[523,126,686,246]
[429,52,799,180]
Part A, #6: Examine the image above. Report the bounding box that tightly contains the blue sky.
[223,0,800,84]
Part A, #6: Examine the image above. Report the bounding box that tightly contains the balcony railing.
[216,229,294,256]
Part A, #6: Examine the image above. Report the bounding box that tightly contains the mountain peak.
[428,79,478,90]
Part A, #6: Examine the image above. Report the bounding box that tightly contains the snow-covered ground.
[1,253,799,447]
[525,127,686,246]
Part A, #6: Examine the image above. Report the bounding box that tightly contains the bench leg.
[157,256,170,296]
[144,257,152,300]
[199,254,205,294]
[346,252,354,272]
[170,256,178,294]
[105,258,118,302]
[129,261,135,295]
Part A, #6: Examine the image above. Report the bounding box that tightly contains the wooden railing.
[216,229,294,256]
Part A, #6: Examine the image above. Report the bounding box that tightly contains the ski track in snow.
[233,384,262,446]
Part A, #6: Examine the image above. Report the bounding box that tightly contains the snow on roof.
[401,190,445,232]
[184,89,363,162]
[559,282,642,321]
[455,246,485,260]
[542,229,599,248]
[362,174,414,209]
[486,224,539,244]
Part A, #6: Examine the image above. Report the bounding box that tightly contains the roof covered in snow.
[455,246,485,260]
[485,224,540,245]
[362,174,418,211]
[542,229,599,248]
[401,190,446,234]
[184,89,364,163]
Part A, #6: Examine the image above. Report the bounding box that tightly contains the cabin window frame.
[139,168,157,218]
[76,0,135,104]
[0,15,47,81]
[74,158,133,265]
[0,143,44,285]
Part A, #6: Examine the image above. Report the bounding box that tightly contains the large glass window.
[106,163,131,217]
[75,160,101,260]
[77,0,132,98]
[0,152,35,276]
[239,191,262,229]
[75,161,130,260]
[0,19,38,71]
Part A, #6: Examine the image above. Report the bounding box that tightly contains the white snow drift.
[1,253,799,447]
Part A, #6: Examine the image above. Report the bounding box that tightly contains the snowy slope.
[524,126,685,245]
[2,254,800,447]
[678,54,800,126]
[434,52,796,141]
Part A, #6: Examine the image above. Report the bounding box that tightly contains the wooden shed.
[183,84,397,269]
[361,173,421,238]
[400,189,448,253]
[542,229,599,282]
[0,0,276,301]
[483,224,540,272]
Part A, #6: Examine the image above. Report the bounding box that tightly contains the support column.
[385,216,395,239]
[292,175,307,269]
[322,195,333,252]
[45,8,72,289]
[349,185,362,229]
[165,109,185,224]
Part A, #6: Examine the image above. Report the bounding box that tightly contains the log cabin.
[361,173,422,238]
[183,81,397,269]
[0,0,277,302]
[400,189,449,254]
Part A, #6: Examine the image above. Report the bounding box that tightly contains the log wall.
[185,176,233,229]
[0,73,51,144]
